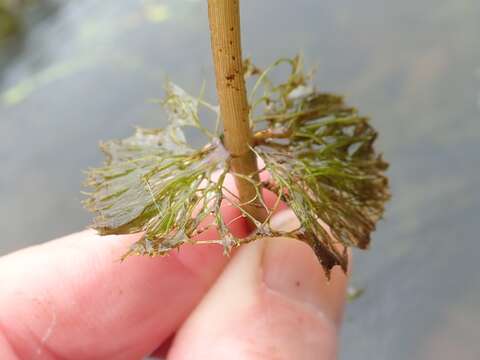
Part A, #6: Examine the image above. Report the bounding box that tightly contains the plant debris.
[84,56,390,275]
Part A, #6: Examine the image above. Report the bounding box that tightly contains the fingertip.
[168,236,348,360]
[262,237,349,326]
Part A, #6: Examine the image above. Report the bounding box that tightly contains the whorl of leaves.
[84,57,390,274]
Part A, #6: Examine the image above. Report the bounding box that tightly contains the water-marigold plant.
[84,56,390,276]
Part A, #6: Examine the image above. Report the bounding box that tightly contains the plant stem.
[207,0,265,223]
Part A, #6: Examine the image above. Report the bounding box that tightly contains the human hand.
[0,210,349,359]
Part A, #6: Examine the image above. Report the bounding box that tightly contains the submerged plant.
[84,0,389,276]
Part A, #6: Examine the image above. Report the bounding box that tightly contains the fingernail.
[262,237,348,324]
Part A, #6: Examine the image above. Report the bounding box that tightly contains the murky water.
[1,0,479,358]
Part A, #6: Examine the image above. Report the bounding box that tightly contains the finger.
[167,226,349,359]
[0,229,231,360]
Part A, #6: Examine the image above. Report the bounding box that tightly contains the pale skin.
[0,205,349,360]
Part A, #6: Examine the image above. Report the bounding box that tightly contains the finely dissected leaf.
[84,85,231,256]
[254,103,388,271]
[251,57,389,271]
[84,57,390,275]
[85,132,231,256]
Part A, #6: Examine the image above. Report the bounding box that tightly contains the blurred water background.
[1,1,479,359]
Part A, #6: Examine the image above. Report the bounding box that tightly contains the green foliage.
[84,56,390,274]
[84,85,232,256]
[251,57,389,271]
[0,4,20,40]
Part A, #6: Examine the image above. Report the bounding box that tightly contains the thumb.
[167,213,349,360]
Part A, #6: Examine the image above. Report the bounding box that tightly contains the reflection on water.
[1,1,479,359]
[0,0,63,75]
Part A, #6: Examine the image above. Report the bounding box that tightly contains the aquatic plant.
[84,0,389,275]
